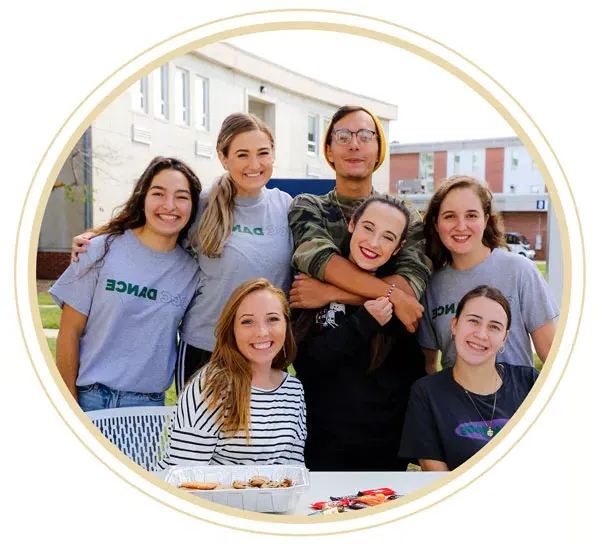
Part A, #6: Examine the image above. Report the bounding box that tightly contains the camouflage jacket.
[288,189,431,299]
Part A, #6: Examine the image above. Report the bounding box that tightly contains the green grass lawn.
[40,306,62,329]
[536,261,547,279]
[38,292,56,306]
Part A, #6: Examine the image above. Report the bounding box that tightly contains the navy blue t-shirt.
[399,363,538,470]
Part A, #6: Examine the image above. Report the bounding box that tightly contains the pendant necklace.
[463,372,499,438]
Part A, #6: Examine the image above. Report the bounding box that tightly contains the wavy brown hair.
[92,156,201,267]
[202,278,296,442]
[423,175,507,270]
[193,113,274,258]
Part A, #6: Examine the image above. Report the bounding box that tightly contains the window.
[152,65,169,120]
[131,76,148,113]
[307,115,317,154]
[195,76,209,130]
[419,152,434,188]
[175,68,190,126]
[453,153,460,174]
[510,148,519,170]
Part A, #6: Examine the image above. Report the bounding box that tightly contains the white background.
[2,1,597,543]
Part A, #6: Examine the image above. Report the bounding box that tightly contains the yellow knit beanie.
[323,106,387,172]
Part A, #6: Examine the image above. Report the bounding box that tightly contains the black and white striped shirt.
[156,371,307,469]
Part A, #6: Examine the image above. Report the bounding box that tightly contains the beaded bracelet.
[386,284,396,300]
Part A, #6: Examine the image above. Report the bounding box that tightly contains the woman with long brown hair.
[293,195,426,471]
[418,175,558,374]
[156,279,306,468]
[400,286,539,471]
[50,157,202,410]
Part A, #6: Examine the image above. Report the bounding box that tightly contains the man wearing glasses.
[288,105,431,332]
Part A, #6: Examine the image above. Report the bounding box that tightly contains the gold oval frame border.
[15,8,584,537]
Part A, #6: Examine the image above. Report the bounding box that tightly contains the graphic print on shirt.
[455,418,509,441]
[232,224,264,235]
[431,295,515,321]
[315,302,346,329]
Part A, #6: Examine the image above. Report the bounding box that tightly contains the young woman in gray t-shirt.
[51,157,202,410]
[419,175,559,374]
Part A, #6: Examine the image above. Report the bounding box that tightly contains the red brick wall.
[389,153,419,193]
[485,148,505,192]
[501,211,547,261]
[37,251,71,280]
[433,151,447,191]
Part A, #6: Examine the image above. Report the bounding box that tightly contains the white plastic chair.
[86,406,176,471]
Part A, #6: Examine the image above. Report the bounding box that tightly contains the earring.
[499,344,505,354]
[283,345,287,360]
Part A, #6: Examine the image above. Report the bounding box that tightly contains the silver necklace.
[463,373,499,438]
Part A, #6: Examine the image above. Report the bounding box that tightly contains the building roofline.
[192,42,398,121]
[390,136,522,154]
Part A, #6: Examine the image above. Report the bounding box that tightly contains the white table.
[155,469,448,515]
[292,471,447,515]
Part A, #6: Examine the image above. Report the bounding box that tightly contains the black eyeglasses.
[331,128,377,145]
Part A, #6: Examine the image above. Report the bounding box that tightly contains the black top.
[293,302,426,471]
[398,363,539,470]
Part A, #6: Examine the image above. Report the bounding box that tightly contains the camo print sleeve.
[389,200,432,299]
[288,194,345,280]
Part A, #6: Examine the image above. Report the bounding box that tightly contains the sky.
[227,30,516,144]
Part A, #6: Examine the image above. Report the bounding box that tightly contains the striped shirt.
[156,371,307,469]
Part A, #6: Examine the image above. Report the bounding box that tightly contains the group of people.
[50,104,559,473]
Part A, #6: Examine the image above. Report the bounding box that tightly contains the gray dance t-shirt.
[49,230,200,392]
[417,248,559,368]
[180,187,293,351]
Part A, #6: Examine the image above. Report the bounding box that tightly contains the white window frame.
[152,65,169,120]
[307,114,318,154]
[131,76,148,113]
[175,67,190,126]
[453,153,461,174]
[510,148,519,170]
[419,151,434,180]
[194,75,209,131]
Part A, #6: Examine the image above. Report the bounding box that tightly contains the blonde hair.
[194,113,274,258]
[202,278,296,442]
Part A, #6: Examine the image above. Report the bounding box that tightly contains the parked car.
[504,232,536,260]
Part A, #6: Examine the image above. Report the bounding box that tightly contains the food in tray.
[178,475,294,491]
[179,481,219,490]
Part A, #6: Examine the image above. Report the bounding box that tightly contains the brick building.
[390,137,549,260]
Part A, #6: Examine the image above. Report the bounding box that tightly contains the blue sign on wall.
[267,178,336,198]
[536,199,547,211]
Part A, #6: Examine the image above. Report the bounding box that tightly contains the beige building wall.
[47,42,397,233]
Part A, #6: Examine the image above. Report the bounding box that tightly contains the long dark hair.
[93,156,201,267]
[293,194,410,372]
[423,175,507,270]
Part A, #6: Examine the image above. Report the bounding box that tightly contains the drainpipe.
[83,127,92,229]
